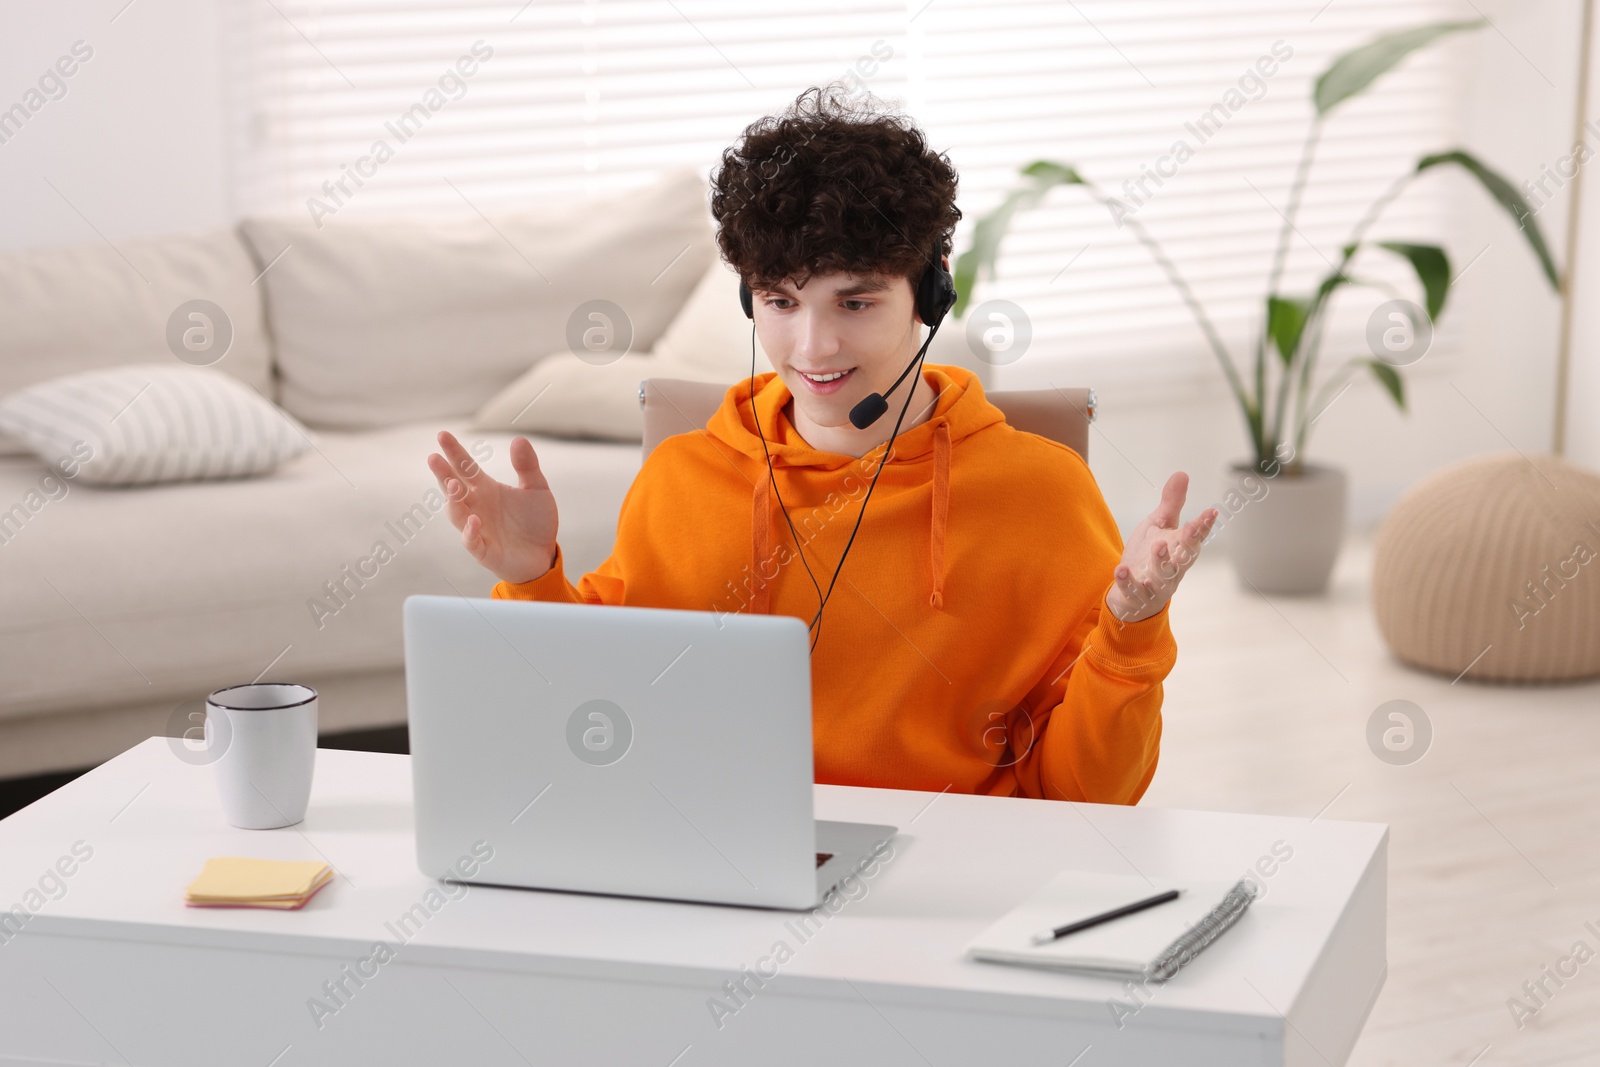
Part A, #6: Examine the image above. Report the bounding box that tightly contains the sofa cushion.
[0,228,274,457]
[0,420,639,722]
[238,168,715,431]
[471,256,991,442]
[0,364,313,486]
[471,258,771,441]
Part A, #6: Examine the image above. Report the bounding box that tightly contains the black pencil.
[1030,888,1183,945]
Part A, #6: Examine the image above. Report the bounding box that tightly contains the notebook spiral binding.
[1145,876,1260,981]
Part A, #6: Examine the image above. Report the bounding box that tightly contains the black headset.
[741,247,957,653]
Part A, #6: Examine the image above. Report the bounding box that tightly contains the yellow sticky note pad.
[185,857,334,904]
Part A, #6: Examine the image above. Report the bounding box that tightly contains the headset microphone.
[848,250,956,428]
[740,244,958,654]
[848,328,936,429]
[847,392,889,430]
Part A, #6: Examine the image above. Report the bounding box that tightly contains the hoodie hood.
[705,364,1006,612]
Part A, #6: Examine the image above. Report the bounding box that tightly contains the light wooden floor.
[1147,529,1600,1066]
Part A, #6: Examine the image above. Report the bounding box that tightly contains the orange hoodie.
[491,364,1177,804]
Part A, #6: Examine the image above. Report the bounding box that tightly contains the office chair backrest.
[638,378,1095,462]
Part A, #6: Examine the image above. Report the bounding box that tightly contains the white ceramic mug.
[205,682,318,829]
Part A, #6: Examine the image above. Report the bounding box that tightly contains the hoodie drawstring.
[930,420,950,610]
[748,419,951,615]
[751,476,773,615]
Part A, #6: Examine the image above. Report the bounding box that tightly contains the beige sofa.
[0,169,989,779]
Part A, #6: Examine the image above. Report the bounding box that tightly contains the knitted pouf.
[1372,452,1600,684]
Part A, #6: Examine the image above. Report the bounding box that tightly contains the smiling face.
[752,268,924,434]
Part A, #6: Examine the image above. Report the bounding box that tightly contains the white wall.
[0,0,231,251]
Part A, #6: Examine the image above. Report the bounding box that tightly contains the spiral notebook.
[964,870,1258,982]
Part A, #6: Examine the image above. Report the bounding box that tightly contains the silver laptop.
[402,594,897,910]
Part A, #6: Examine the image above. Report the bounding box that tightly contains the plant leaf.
[1267,296,1311,366]
[1376,241,1451,321]
[1417,149,1561,288]
[951,160,1085,319]
[1364,358,1406,411]
[1315,20,1484,115]
[1299,271,1355,340]
[951,203,1020,320]
[1313,269,1354,308]
[1021,160,1086,185]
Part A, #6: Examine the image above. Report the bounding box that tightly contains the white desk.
[0,738,1385,1066]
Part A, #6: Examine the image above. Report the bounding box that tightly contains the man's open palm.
[1105,472,1216,624]
[427,431,558,586]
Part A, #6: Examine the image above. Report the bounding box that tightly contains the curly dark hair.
[709,83,961,296]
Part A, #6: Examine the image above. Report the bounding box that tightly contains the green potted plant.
[952,19,1561,594]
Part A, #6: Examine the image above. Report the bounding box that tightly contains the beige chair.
[638,378,1096,461]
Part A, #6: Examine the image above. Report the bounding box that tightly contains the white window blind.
[911,0,1468,390]
[229,0,1469,388]
[229,1,912,213]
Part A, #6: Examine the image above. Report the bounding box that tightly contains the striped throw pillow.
[0,363,314,486]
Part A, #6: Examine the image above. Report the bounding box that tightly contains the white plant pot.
[1221,461,1348,596]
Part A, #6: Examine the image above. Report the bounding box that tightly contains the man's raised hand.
[1104,471,1217,624]
[427,431,559,586]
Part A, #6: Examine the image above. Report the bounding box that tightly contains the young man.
[428,86,1217,805]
